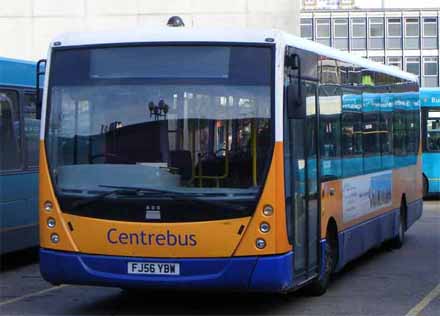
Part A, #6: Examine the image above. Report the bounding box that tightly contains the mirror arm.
[293,54,302,107]
[36,59,46,120]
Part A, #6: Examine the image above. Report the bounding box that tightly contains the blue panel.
[0,172,39,229]
[336,209,399,271]
[420,88,440,108]
[40,249,298,292]
[423,153,440,193]
[40,249,258,290]
[406,199,423,230]
[364,156,382,174]
[249,252,293,292]
[0,57,36,87]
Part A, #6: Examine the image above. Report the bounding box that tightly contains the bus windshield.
[45,45,274,221]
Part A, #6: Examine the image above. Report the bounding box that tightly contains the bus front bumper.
[39,249,294,292]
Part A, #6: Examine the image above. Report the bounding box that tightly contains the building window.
[405,57,420,76]
[387,18,402,49]
[351,17,366,50]
[369,56,385,64]
[316,18,331,46]
[423,57,438,87]
[404,18,420,49]
[301,18,313,39]
[387,56,402,69]
[369,17,384,49]
[334,18,349,50]
[422,17,438,49]
[369,17,384,37]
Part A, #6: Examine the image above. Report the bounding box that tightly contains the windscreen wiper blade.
[63,189,136,212]
[98,185,248,211]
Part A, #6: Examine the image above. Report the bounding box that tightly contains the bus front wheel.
[305,230,337,296]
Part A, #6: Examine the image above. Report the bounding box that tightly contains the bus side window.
[318,85,342,180]
[0,90,22,171]
[23,93,40,168]
[427,111,440,151]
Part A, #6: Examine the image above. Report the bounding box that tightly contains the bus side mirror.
[286,54,306,119]
[36,59,46,120]
[287,84,306,119]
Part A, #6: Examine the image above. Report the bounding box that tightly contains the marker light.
[47,218,56,228]
[256,238,266,249]
[44,201,53,212]
[263,205,273,216]
[50,233,60,244]
[167,16,185,27]
[260,222,270,233]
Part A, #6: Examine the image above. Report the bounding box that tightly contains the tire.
[423,175,429,198]
[305,236,337,296]
[391,207,406,249]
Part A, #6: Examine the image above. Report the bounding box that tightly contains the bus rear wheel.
[423,175,429,198]
[305,234,337,296]
[391,204,406,249]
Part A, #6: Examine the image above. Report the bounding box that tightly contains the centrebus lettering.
[106,228,197,247]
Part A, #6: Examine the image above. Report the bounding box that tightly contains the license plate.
[127,262,180,275]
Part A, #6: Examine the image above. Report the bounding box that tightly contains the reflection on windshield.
[47,84,272,194]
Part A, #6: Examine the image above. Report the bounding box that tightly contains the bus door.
[284,78,320,282]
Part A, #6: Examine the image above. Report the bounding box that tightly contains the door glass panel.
[306,84,318,270]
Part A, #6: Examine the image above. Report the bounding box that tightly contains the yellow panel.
[234,142,291,256]
[64,214,250,258]
[39,141,78,252]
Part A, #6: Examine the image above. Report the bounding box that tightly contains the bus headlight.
[259,222,270,233]
[44,201,53,212]
[263,205,273,216]
[256,238,266,249]
[47,218,56,228]
[50,233,60,244]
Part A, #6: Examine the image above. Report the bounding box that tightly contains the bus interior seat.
[169,150,192,181]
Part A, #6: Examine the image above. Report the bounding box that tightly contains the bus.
[0,57,41,254]
[420,88,440,197]
[38,26,423,294]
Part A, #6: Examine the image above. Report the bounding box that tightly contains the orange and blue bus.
[38,27,423,294]
[0,57,41,254]
[420,88,440,197]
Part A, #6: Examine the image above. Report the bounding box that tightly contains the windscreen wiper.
[98,185,249,211]
[63,189,137,213]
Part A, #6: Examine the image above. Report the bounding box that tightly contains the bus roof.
[420,88,440,108]
[0,56,36,88]
[51,27,418,83]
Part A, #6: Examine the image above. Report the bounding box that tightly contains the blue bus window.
[23,93,40,168]
[0,90,21,171]
[427,110,440,151]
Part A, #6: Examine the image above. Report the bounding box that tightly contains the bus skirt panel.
[39,249,294,292]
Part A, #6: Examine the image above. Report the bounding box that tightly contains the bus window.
[380,92,394,169]
[0,90,21,171]
[393,93,408,166]
[341,91,363,177]
[23,93,40,168]
[362,92,381,172]
[426,110,440,151]
[319,86,342,180]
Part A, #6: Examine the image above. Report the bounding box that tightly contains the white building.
[0,0,300,61]
[301,0,440,87]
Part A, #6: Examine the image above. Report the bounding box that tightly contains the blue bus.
[0,57,41,254]
[420,88,440,198]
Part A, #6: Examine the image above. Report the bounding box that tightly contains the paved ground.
[0,201,439,316]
